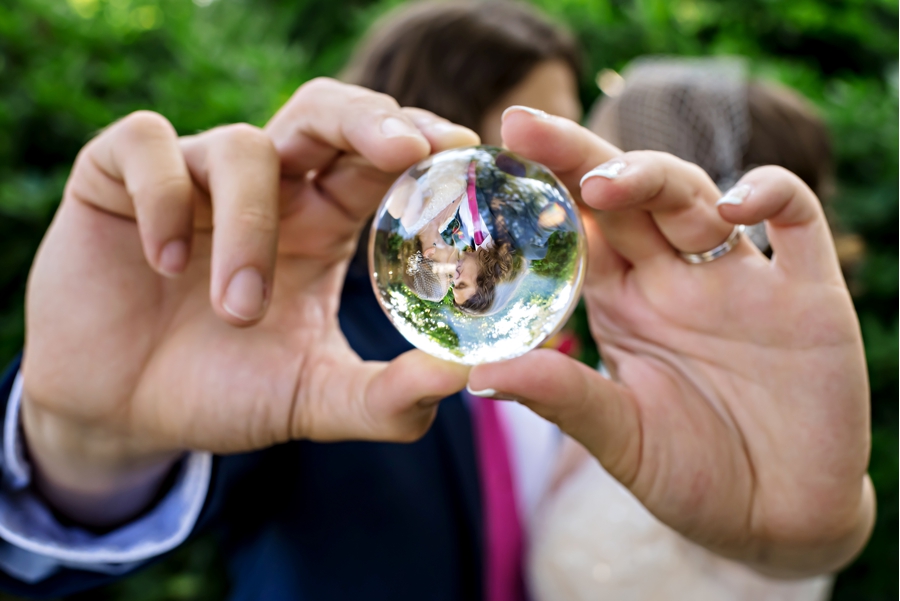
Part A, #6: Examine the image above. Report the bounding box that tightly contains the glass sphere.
[368,145,585,365]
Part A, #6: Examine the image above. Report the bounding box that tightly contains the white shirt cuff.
[0,371,212,582]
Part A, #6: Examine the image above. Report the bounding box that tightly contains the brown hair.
[459,240,520,314]
[742,81,833,199]
[341,0,581,132]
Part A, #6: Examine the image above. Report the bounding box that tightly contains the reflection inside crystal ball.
[369,145,585,365]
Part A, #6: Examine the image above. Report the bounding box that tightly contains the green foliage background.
[0,0,896,599]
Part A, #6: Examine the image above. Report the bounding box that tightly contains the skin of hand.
[468,107,874,578]
[20,78,480,527]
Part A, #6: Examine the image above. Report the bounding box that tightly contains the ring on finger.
[678,225,745,264]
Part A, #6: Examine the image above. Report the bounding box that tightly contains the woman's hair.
[459,240,521,314]
[341,0,581,132]
[741,81,833,199]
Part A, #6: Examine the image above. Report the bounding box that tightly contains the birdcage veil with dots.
[406,251,448,302]
[590,56,769,250]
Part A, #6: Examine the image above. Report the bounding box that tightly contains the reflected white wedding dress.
[527,458,833,601]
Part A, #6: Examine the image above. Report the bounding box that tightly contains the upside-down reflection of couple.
[389,152,568,314]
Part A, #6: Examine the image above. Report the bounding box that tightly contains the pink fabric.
[467,161,485,246]
[470,393,525,601]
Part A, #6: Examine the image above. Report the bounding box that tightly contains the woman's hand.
[468,107,873,576]
[22,79,478,526]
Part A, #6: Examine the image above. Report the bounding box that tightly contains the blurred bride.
[528,56,838,601]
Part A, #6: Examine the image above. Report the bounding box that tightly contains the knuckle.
[299,76,340,96]
[218,123,272,150]
[347,87,401,112]
[212,123,278,164]
[117,110,175,142]
[686,162,710,182]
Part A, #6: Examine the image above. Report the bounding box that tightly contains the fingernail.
[501,105,549,121]
[580,160,626,186]
[428,121,473,136]
[716,185,751,206]
[158,239,189,277]
[223,267,267,321]
[381,116,421,138]
[466,384,497,398]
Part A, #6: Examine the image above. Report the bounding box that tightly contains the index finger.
[265,78,432,177]
[500,106,622,196]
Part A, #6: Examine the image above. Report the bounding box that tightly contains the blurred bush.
[0,0,895,599]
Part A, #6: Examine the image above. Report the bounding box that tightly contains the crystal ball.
[368,145,585,365]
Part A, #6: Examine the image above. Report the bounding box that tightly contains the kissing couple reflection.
[389,151,569,315]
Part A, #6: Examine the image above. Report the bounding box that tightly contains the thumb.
[361,349,470,441]
[468,349,642,485]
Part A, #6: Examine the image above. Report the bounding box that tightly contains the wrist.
[743,475,876,578]
[21,395,181,528]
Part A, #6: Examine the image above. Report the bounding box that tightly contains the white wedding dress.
[386,158,468,235]
[527,458,833,601]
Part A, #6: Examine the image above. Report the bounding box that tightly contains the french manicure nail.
[158,239,189,277]
[580,160,626,186]
[381,116,420,138]
[466,384,497,398]
[501,105,549,120]
[716,185,751,206]
[223,267,266,321]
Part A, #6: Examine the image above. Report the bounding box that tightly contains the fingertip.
[156,239,190,277]
[404,349,471,389]
[401,109,480,150]
[381,116,425,140]
[501,105,550,122]
[373,116,431,170]
[364,350,469,439]
[468,348,567,400]
[217,266,270,326]
[426,122,480,150]
[500,108,569,163]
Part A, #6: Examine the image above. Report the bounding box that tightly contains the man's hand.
[22,79,478,526]
[468,107,874,576]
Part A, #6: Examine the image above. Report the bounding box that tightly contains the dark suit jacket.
[0,257,484,601]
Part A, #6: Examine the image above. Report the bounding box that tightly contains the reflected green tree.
[388,283,461,354]
[531,231,578,280]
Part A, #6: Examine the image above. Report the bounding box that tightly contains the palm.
[471,110,873,572]
[586,252,867,551]
[27,175,352,453]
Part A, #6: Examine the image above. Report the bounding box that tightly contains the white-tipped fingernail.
[716,185,751,206]
[223,267,267,322]
[501,105,549,120]
[466,384,497,398]
[381,116,421,138]
[580,160,626,186]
